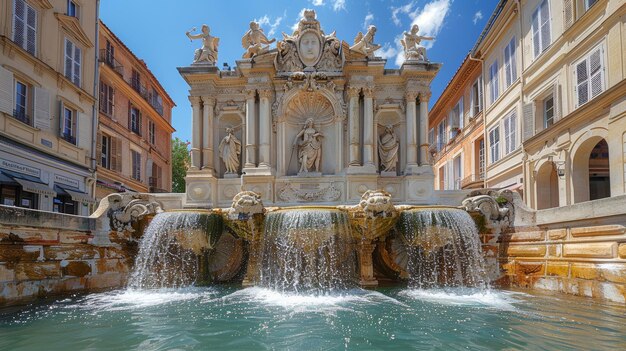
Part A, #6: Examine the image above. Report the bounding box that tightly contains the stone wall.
[0,205,136,306]
[491,195,626,303]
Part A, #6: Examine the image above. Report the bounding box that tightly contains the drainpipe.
[90,0,101,213]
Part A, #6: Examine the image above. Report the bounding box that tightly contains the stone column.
[405,92,418,170]
[244,89,256,168]
[419,93,431,166]
[201,97,215,171]
[358,240,377,287]
[258,89,272,168]
[363,87,375,167]
[189,96,202,169]
[347,87,361,166]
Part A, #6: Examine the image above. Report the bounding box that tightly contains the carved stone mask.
[298,31,321,67]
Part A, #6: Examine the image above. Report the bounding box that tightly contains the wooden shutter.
[96,131,102,166]
[564,0,574,30]
[589,46,604,99]
[13,0,25,49]
[73,111,80,145]
[552,84,561,123]
[34,87,50,130]
[575,59,589,107]
[0,66,14,115]
[532,8,540,58]
[25,4,36,55]
[58,100,65,137]
[540,0,551,52]
[64,39,73,80]
[459,95,464,129]
[73,46,81,86]
[478,76,483,112]
[522,102,535,141]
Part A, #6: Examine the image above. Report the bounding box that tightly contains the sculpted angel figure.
[218,128,241,174]
[350,25,381,58]
[401,24,434,61]
[186,24,219,64]
[293,118,323,173]
[242,21,276,59]
[378,125,399,172]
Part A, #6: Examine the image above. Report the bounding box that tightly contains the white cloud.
[391,2,415,27]
[363,13,374,30]
[407,0,451,49]
[393,35,406,67]
[291,8,308,33]
[377,42,398,60]
[254,12,285,37]
[473,11,483,25]
[332,0,346,12]
[311,0,325,6]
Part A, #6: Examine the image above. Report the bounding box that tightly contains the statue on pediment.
[401,24,434,62]
[275,9,343,73]
[186,25,219,64]
[242,21,276,59]
[350,25,381,59]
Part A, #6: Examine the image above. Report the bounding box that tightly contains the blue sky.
[100,0,498,143]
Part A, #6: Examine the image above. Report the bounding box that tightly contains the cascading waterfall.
[396,208,488,289]
[258,209,357,293]
[128,211,223,289]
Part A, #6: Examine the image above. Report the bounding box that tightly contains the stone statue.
[218,128,241,174]
[186,24,219,64]
[241,21,276,59]
[298,31,322,67]
[401,24,434,62]
[378,125,399,172]
[293,118,323,173]
[350,25,381,58]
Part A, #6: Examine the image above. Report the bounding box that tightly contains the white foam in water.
[75,288,213,312]
[400,288,522,310]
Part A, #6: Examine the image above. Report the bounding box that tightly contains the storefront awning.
[55,185,96,204]
[14,178,57,196]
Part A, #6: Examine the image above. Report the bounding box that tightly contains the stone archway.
[535,161,559,209]
[572,133,610,203]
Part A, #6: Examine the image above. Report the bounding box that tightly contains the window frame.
[531,0,552,59]
[14,79,31,125]
[101,134,111,169]
[64,38,82,87]
[503,110,517,155]
[573,43,605,108]
[470,77,483,117]
[149,120,155,145]
[131,149,141,181]
[99,81,114,116]
[489,125,500,164]
[130,106,141,135]
[489,60,499,104]
[67,0,79,18]
[61,105,77,145]
[543,95,554,129]
[12,0,37,56]
[503,37,517,88]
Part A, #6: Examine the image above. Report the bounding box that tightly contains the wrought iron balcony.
[126,77,164,116]
[99,49,124,76]
[12,109,31,126]
[60,132,76,145]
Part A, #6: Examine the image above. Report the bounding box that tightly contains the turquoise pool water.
[1,286,624,350]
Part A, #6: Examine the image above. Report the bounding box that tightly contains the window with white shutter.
[489,61,499,104]
[504,37,517,88]
[132,150,141,181]
[574,45,605,108]
[64,38,81,87]
[12,0,37,56]
[437,119,446,150]
[470,77,483,117]
[532,0,551,59]
[489,126,500,164]
[503,110,517,155]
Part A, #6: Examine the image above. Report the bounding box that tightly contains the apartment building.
[429,55,485,191]
[0,0,98,215]
[95,22,175,200]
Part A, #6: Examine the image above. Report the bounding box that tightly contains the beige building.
[0,0,98,215]
[429,55,485,191]
[466,0,625,208]
[95,22,175,200]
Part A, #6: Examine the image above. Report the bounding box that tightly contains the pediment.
[55,13,94,48]
[31,0,53,9]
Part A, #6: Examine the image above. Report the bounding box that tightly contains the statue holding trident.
[401,24,434,62]
[186,24,219,64]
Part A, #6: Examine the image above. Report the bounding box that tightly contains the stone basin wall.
[489,195,626,304]
[0,205,136,306]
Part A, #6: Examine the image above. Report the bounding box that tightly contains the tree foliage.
[171,137,190,193]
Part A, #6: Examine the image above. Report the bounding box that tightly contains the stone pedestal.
[297,171,322,177]
[380,171,397,177]
[403,168,435,204]
[185,171,217,208]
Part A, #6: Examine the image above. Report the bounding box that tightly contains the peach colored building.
[429,55,485,191]
[95,22,175,200]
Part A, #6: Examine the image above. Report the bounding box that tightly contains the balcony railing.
[127,77,164,116]
[99,49,124,76]
[461,173,485,189]
[12,109,31,126]
[60,132,76,145]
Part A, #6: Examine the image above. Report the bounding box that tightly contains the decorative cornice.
[55,14,94,48]
[31,0,53,9]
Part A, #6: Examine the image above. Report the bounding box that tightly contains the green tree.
[171,137,190,193]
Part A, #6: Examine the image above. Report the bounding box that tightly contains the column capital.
[362,86,375,98]
[189,96,202,105]
[419,92,432,103]
[405,91,419,102]
[258,89,273,99]
[201,96,216,107]
[347,86,361,98]
[243,88,256,99]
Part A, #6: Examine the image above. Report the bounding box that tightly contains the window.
[12,0,37,56]
[428,128,434,146]
[489,126,500,164]
[64,38,81,86]
[131,69,141,92]
[150,163,162,190]
[503,111,517,155]
[532,0,551,58]
[14,80,31,125]
[149,121,156,144]
[99,81,114,116]
[1,185,37,209]
[67,0,79,18]
[504,37,517,88]
[489,61,499,104]
[574,45,605,108]
[448,98,463,140]
[585,0,598,10]
[100,134,110,169]
[61,106,77,145]
[130,106,141,134]
[131,150,141,181]
[453,155,462,190]
[478,138,485,179]
[436,119,446,150]
[544,96,554,128]
[470,77,483,117]
[53,195,76,214]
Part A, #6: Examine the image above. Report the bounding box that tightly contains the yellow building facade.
[0,0,98,215]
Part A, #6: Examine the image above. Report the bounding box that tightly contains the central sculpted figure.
[186,25,219,64]
[378,125,399,172]
[299,31,321,67]
[293,118,323,173]
[218,128,241,174]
